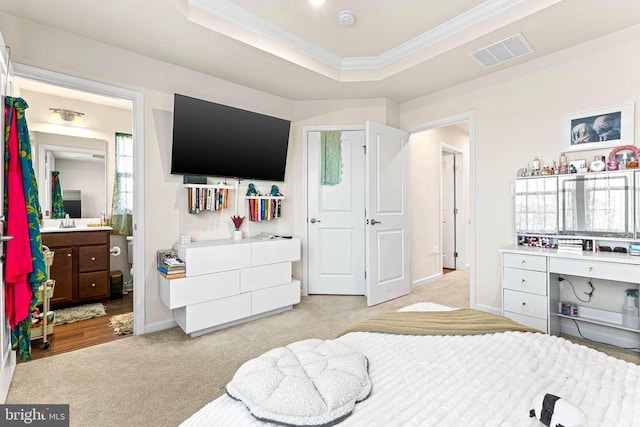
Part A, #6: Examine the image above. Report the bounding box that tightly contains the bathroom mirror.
[35,132,108,219]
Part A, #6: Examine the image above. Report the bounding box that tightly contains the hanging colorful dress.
[4,96,47,361]
[51,171,65,218]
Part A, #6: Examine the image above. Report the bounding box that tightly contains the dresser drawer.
[503,311,547,333]
[78,271,109,299]
[158,270,240,309]
[503,289,547,320]
[503,253,547,272]
[549,257,640,283]
[78,245,108,272]
[503,267,547,296]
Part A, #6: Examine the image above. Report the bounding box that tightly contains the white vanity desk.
[500,245,640,346]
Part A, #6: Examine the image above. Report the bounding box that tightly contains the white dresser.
[159,238,301,337]
[500,246,640,347]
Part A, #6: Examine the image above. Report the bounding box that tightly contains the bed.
[181,303,640,426]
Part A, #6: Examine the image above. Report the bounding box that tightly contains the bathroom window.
[111,133,133,234]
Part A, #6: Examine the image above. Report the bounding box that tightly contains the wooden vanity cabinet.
[42,230,111,308]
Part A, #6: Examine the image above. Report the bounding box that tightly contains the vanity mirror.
[35,132,108,219]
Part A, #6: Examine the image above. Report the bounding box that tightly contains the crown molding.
[183,0,561,82]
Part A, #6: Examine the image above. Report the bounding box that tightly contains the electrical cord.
[559,277,594,303]
[571,319,640,351]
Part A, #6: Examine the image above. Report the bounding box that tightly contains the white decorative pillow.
[227,339,372,426]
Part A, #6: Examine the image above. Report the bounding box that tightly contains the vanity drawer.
[503,267,547,296]
[549,257,640,283]
[78,271,109,299]
[503,289,547,320]
[503,253,546,272]
[79,245,108,272]
[42,230,108,247]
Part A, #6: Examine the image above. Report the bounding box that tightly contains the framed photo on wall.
[561,102,634,152]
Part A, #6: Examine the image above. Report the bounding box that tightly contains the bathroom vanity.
[41,223,112,308]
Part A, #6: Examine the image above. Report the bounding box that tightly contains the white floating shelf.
[245,196,285,200]
[183,184,234,190]
[556,313,640,333]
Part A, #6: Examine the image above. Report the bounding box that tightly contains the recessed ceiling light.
[310,0,325,6]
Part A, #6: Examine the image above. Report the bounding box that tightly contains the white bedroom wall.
[401,24,640,311]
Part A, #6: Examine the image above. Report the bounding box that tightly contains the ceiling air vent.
[471,33,534,69]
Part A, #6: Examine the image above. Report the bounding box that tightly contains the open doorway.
[407,117,472,302]
[441,144,465,275]
[11,72,141,360]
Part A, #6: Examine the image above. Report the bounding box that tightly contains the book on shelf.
[158,266,185,275]
[157,249,177,269]
[164,257,185,267]
[159,271,186,280]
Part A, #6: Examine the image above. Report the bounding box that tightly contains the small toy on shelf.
[246,183,259,196]
[270,185,282,197]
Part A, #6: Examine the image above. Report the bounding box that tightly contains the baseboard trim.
[412,273,443,288]
[476,304,501,315]
[560,318,639,349]
[144,319,178,334]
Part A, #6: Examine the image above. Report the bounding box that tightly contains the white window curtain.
[110,132,133,235]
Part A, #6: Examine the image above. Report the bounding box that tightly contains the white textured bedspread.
[182,331,640,426]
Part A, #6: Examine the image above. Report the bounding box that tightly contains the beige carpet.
[6,270,638,427]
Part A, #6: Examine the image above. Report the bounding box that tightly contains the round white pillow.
[227,339,371,426]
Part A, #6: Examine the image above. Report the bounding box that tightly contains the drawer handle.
[588,266,594,272]
[91,283,96,287]
[91,257,96,261]
[520,279,527,284]
[521,259,526,264]
[67,253,71,257]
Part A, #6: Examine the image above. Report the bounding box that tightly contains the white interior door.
[0,31,14,403]
[365,121,411,306]
[442,153,456,269]
[308,130,365,295]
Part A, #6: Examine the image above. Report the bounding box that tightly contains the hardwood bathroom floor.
[27,292,134,361]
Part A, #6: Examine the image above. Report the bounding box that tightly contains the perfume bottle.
[559,152,568,174]
[532,156,541,175]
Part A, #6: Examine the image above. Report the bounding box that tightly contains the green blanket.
[339,309,541,337]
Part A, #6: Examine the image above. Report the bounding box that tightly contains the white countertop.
[500,245,640,265]
[40,225,113,233]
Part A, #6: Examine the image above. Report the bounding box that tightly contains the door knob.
[309,218,321,224]
[370,219,382,225]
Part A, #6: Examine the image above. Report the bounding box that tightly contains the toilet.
[125,235,134,292]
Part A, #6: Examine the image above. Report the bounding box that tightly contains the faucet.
[59,214,76,228]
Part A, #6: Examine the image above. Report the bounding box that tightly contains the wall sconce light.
[49,108,85,126]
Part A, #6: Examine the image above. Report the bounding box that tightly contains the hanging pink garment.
[4,104,33,328]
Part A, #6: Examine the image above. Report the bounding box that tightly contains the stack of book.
[248,198,282,222]
[187,187,229,214]
[157,249,186,279]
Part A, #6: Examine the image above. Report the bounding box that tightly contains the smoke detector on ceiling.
[471,33,534,69]
[338,9,356,27]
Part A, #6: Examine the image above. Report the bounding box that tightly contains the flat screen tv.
[171,94,291,182]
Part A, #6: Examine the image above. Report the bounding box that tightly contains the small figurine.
[246,183,258,196]
[270,185,282,197]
